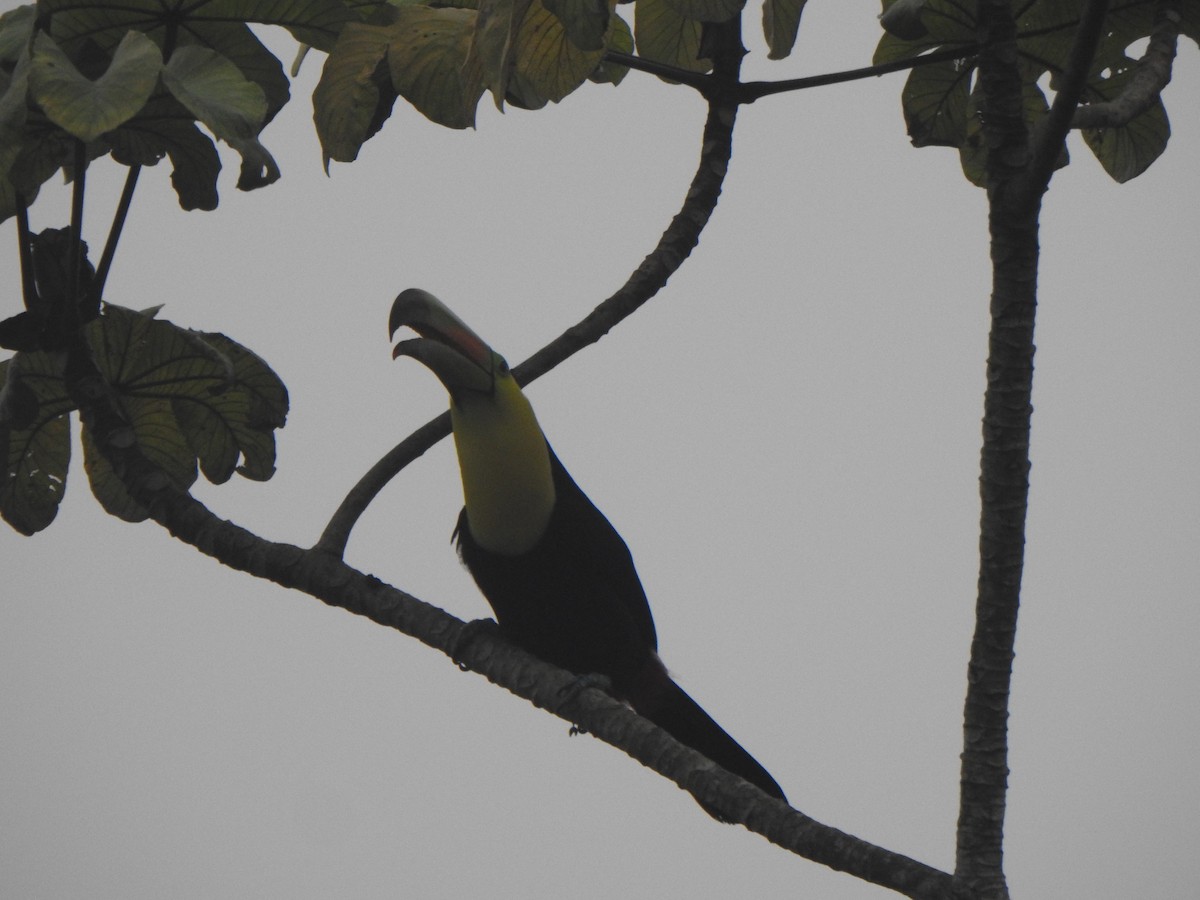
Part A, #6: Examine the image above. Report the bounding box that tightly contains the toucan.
[389,288,786,813]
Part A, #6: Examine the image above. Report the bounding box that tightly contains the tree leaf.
[108,93,223,211]
[1080,56,1169,183]
[875,0,1177,183]
[0,51,32,185]
[589,12,633,85]
[42,0,308,124]
[90,306,288,489]
[30,30,162,142]
[0,5,35,67]
[41,0,354,55]
[508,0,607,107]
[634,0,711,75]
[762,0,807,60]
[82,394,198,522]
[901,55,971,148]
[542,0,610,51]
[0,305,289,531]
[387,6,481,127]
[162,46,269,145]
[158,45,281,191]
[661,0,741,25]
[0,352,72,535]
[314,20,396,165]
[879,0,930,41]
[873,0,975,64]
[466,0,537,109]
[181,332,289,481]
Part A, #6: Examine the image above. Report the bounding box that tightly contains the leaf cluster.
[0,301,289,534]
[0,0,357,221]
[877,0,1200,183]
[312,0,809,164]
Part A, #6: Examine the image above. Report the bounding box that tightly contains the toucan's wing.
[546,447,658,652]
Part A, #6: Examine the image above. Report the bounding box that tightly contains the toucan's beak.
[389,288,498,396]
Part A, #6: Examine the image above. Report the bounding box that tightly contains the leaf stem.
[92,165,141,305]
[67,140,87,326]
[15,196,37,309]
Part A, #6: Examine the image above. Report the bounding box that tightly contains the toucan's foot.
[449,617,500,671]
[558,673,616,735]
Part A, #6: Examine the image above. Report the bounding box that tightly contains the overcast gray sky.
[3,4,1199,898]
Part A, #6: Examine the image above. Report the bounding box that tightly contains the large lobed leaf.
[29,29,162,142]
[0,305,288,533]
[1080,57,1170,183]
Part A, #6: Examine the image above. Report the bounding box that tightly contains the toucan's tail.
[639,676,786,813]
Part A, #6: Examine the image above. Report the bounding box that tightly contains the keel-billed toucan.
[389,288,786,811]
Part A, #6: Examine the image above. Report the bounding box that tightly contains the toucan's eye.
[497,358,510,375]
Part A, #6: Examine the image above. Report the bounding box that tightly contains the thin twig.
[602,50,711,91]
[604,44,985,105]
[67,140,87,325]
[739,44,981,103]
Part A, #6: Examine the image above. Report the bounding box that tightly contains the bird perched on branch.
[389,288,786,813]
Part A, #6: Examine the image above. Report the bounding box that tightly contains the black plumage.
[455,446,787,807]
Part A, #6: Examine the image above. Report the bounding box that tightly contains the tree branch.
[1023,0,1110,198]
[315,40,745,557]
[738,44,981,103]
[605,45,984,105]
[1071,0,1180,130]
[54,18,966,894]
[602,50,711,91]
[953,2,1047,896]
[64,321,962,897]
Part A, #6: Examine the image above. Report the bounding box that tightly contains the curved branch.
[1071,0,1180,130]
[315,46,745,557]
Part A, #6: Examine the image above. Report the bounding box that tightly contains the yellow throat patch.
[451,374,556,556]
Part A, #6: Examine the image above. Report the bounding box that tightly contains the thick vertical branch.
[957,3,1112,896]
[956,2,1036,897]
